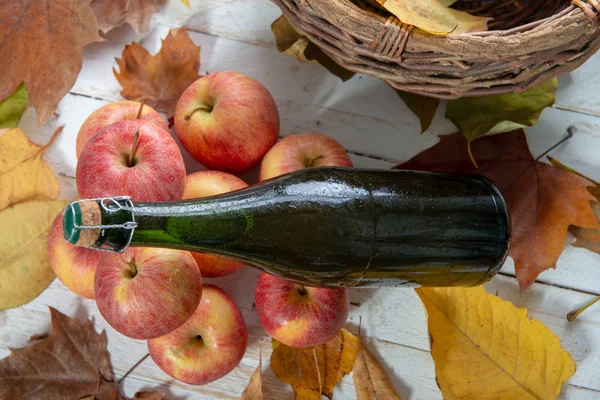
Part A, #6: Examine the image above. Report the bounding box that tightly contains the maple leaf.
[416,286,576,399]
[396,130,598,290]
[548,157,600,255]
[0,0,102,125]
[0,307,166,399]
[91,0,159,37]
[0,127,61,211]
[114,29,201,117]
[353,342,402,399]
[271,328,359,399]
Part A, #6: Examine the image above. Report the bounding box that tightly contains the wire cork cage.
[271,0,600,98]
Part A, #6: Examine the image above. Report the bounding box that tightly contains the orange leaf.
[353,343,401,400]
[271,328,359,399]
[91,0,159,37]
[114,29,201,117]
[548,157,600,255]
[0,0,102,125]
[396,130,598,290]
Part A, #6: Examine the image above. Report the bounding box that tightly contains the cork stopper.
[62,201,102,247]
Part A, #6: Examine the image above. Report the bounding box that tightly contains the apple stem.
[136,100,145,120]
[567,296,600,322]
[126,258,138,278]
[128,131,141,167]
[184,105,213,121]
[297,286,307,296]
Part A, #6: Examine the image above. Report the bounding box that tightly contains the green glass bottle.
[63,167,510,288]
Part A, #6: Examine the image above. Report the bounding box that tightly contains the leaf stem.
[128,131,140,167]
[118,353,150,385]
[184,105,213,121]
[467,141,479,169]
[41,125,64,152]
[135,100,145,120]
[534,127,574,162]
[567,296,600,322]
[313,347,322,395]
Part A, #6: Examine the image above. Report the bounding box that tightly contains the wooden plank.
[1,271,599,399]
[154,0,280,48]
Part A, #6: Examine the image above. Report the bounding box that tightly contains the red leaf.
[396,130,599,290]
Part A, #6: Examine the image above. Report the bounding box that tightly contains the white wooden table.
[2,1,600,399]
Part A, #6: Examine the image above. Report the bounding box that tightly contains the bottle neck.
[63,194,254,254]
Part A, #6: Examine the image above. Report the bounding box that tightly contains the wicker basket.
[272,0,600,99]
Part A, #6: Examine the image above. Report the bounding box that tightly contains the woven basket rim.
[275,0,600,98]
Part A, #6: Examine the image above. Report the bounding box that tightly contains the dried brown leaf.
[241,359,263,400]
[91,0,160,37]
[0,307,167,399]
[0,307,114,399]
[0,0,102,125]
[353,343,401,400]
[114,28,201,117]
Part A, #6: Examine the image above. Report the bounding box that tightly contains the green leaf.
[446,78,558,142]
[0,83,28,129]
[394,90,440,133]
[271,16,355,82]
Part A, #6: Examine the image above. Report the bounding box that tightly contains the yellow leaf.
[180,0,190,7]
[375,0,489,35]
[0,200,68,310]
[353,342,402,399]
[271,328,360,399]
[241,359,263,400]
[416,286,576,400]
[0,128,61,211]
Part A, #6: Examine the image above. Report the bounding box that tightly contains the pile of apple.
[48,71,354,385]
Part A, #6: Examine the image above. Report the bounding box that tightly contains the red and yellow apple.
[183,170,248,277]
[94,248,202,339]
[48,211,101,299]
[76,119,186,202]
[76,100,167,158]
[174,71,279,173]
[148,284,248,385]
[255,272,349,347]
[259,132,353,181]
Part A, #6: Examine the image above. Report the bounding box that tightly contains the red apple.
[183,170,248,277]
[259,132,353,182]
[148,284,248,385]
[174,71,279,173]
[76,100,167,158]
[48,211,101,299]
[76,119,186,201]
[255,272,349,348]
[94,247,202,339]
